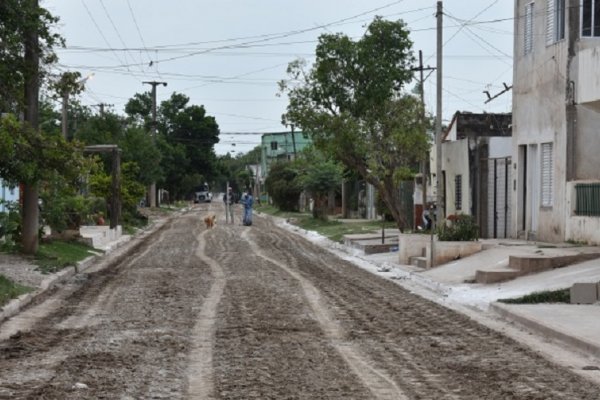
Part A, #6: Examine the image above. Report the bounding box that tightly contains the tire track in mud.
[0,211,213,399]
[185,224,226,399]
[242,229,407,400]
[253,220,600,399]
[58,222,175,330]
[256,228,461,399]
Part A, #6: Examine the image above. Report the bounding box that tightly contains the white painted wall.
[441,140,470,217]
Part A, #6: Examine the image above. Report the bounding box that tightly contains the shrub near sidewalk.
[35,240,100,274]
[498,289,570,304]
[436,214,479,241]
[0,275,32,306]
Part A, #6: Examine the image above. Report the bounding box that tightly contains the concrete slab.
[571,283,599,304]
[491,303,600,358]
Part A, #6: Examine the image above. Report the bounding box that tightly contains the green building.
[260,131,312,181]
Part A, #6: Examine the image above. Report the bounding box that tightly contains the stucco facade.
[512,0,600,244]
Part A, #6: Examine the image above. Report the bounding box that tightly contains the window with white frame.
[525,2,535,54]
[581,0,600,37]
[582,0,600,36]
[541,142,553,207]
[546,0,565,44]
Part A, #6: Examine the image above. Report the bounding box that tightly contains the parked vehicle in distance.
[194,183,212,203]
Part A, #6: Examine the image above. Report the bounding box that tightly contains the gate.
[487,157,512,238]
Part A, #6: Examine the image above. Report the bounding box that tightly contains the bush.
[264,162,302,211]
[0,201,21,250]
[436,214,478,241]
[498,289,570,304]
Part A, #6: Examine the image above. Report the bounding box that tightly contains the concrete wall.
[488,137,512,158]
[442,139,470,217]
[573,105,600,179]
[565,181,600,245]
[512,0,569,242]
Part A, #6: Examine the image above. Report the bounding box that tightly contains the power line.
[98,0,144,75]
[75,0,419,69]
[80,0,128,69]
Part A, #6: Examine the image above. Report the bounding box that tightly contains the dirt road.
[1,205,599,399]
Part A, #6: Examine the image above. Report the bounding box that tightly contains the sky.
[44,0,515,156]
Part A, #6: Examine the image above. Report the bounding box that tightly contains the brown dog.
[203,214,216,229]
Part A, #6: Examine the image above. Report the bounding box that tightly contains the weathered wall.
[441,140,469,217]
[512,0,568,242]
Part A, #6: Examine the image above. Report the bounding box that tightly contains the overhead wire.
[80,0,128,71]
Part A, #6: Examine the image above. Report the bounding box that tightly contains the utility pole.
[92,103,114,116]
[290,123,297,159]
[61,90,68,139]
[143,80,167,208]
[413,51,436,224]
[22,0,40,254]
[433,1,444,268]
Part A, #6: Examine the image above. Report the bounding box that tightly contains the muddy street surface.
[1,204,599,399]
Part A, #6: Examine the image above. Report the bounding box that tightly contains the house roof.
[444,111,512,141]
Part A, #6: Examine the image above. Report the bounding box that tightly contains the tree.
[295,147,343,219]
[1,0,64,253]
[0,0,62,113]
[264,161,302,211]
[280,17,430,231]
[124,92,220,201]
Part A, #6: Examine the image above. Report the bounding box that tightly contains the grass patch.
[0,275,32,306]
[35,240,100,274]
[255,204,310,219]
[498,288,570,304]
[256,204,397,242]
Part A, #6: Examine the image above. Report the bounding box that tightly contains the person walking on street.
[241,189,254,226]
[223,187,235,224]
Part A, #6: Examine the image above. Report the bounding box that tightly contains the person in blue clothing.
[241,189,254,226]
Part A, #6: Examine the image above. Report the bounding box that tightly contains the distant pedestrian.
[241,189,254,226]
[223,187,235,224]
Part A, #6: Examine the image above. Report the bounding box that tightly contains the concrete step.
[509,252,600,273]
[475,268,523,284]
[409,256,428,269]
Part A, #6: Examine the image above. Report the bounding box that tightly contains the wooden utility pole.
[22,0,40,254]
[290,123,297,159]
[413,50,436,226]
[92,103,114,115]
[433,1,444,268]
[143,81,167,207]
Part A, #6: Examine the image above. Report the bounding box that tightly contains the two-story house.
[512,0,600,244]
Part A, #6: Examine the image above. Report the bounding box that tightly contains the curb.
[490,302,600,359]
[0,215,172,325]
[0,253,101,324]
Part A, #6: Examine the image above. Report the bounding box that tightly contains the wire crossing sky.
[45,0,514,155]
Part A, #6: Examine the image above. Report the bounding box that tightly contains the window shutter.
[541,143,553,207]
[525,2,534,54]
[546,0,555,44]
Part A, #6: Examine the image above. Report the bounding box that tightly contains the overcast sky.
[44,0,514,156]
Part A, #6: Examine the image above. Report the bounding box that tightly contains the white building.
[512,0,600,244]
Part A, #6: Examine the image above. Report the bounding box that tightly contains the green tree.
[1,0,64,253]
[0,0,62,113]
[295,147,343,219]
[264,161,302,211]
[280,17,430,231]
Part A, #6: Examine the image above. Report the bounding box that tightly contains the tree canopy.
[280,17,430,230]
